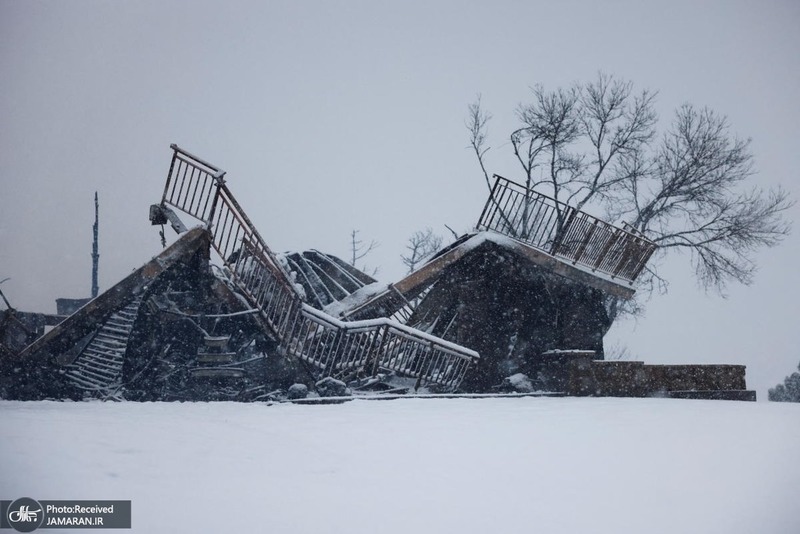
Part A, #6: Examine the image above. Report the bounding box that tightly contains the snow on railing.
[286,305,476,389]
[159,144,478,390]
[476,175,657,284]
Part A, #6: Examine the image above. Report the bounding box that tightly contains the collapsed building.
[0,145,756,401]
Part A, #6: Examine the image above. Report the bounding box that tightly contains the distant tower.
[91,192,99,298]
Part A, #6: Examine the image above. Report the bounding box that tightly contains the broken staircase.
[151,145,479,391]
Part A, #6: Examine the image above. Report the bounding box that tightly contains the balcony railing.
[476,175,657,284]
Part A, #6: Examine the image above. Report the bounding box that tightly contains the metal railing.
[159,144,479,390]
[476,175,657,283]
[161,144,225,224]
[377,322,474,389]
[284,306,475,389]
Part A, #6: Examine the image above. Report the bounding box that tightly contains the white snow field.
[1,398,798,534]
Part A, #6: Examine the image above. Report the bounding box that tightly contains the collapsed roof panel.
[282,250,376,310]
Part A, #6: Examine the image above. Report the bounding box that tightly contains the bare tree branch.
[466,73,793,312]
[444,224,460,241]
[349,229,379,276]
[629,105,793,291]
[401,228,443,273]
[467,95,493,192]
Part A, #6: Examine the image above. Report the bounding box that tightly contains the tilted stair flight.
[65,296,142,393]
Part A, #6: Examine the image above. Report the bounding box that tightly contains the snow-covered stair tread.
[65,296,142,391]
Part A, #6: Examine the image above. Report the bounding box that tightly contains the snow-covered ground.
[1,398,798,533]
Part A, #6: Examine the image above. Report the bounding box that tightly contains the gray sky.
[1,0,798,397]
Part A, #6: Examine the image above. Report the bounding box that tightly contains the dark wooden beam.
[16,227,211,363]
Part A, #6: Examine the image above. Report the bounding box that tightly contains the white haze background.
[1,1,799,396]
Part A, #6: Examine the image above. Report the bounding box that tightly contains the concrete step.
[70,365,116,383]
[83,347,124,363]
[665,390,757,402]
[79,356,122,374]
[66,371,106,390]
[190,367,246,379]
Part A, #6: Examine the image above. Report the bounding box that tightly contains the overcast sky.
[1,0,798,397]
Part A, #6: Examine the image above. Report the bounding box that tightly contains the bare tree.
[349,229,379,276]
[769,361,800,403]
[624,105,791,290]
[468,73,792,313]
[467,94,493,191]
[401,228,443,273]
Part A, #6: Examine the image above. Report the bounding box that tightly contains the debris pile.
[0,145,755,401]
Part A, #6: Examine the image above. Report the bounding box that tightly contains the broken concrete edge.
[16,227,212,363]
[463,231,637,299]
[408,231,636,305]
[337,230,635,321]
[393,236,474,298]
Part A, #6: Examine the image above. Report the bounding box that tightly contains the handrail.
[476,174,657,283]
[301,303,479,359]
[169,143,226,177]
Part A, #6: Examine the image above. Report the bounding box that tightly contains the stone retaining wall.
[562,358,754,401]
